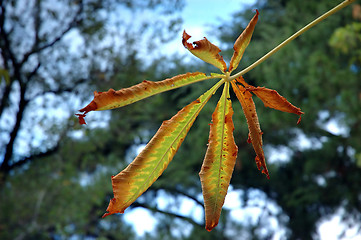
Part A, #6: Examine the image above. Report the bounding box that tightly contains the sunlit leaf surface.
[102,80,224,217]
[229,10,259,72]
[78,72,213,124]
[199,82,238,231]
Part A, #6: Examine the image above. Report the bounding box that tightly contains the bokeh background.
[1,0,361,239]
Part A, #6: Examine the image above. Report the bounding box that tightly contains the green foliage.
[0,68,10,85]
[329,22,361,63]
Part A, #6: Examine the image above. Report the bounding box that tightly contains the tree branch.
[0,77,13,118]
[0,1,29,180]
[8,144,60,171]
[0,3,20,70]
[0,84,29,176]
[0,1,84,180]
[31,78,86,100]
[3,111,73,172]
[26,62,41,80]
[131,202,204,228]
[20,1,84,66]
[154,186,204,209]
[0,2,13,118]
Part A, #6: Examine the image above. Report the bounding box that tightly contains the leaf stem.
[229,0,355,81]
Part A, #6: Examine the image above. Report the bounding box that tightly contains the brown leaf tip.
[297,114,303,125]
[206,222,218,232]
[77,91,100,125]
[182,30,227,72]
[79,92,98,113]
[75,113,87,125]
[255,156,270,179]
[102,197,124,218]
[182,30,193,49]
[102,212,112,218]
[262,169,270,179]
[182,30,214,52]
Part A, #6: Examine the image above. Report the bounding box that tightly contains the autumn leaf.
[245,85,304,124]
[231,79,269,178]
[102,79,224,217]
[182,30,227,72]
[199,82,238,231]
[229,10,259,72]
[78,72,216,124]
[77,0,353,232]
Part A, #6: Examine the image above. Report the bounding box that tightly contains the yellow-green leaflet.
[199,82,238,231]
[103,79,225,217]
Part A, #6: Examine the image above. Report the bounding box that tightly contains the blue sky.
[167,0,257,56]
[182,0,256,29]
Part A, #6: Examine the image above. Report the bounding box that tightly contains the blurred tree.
[329,3,361,65]
[0,0,184,181]
[0,0,186,239]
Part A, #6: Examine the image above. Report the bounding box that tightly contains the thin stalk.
[230,0,356,81]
